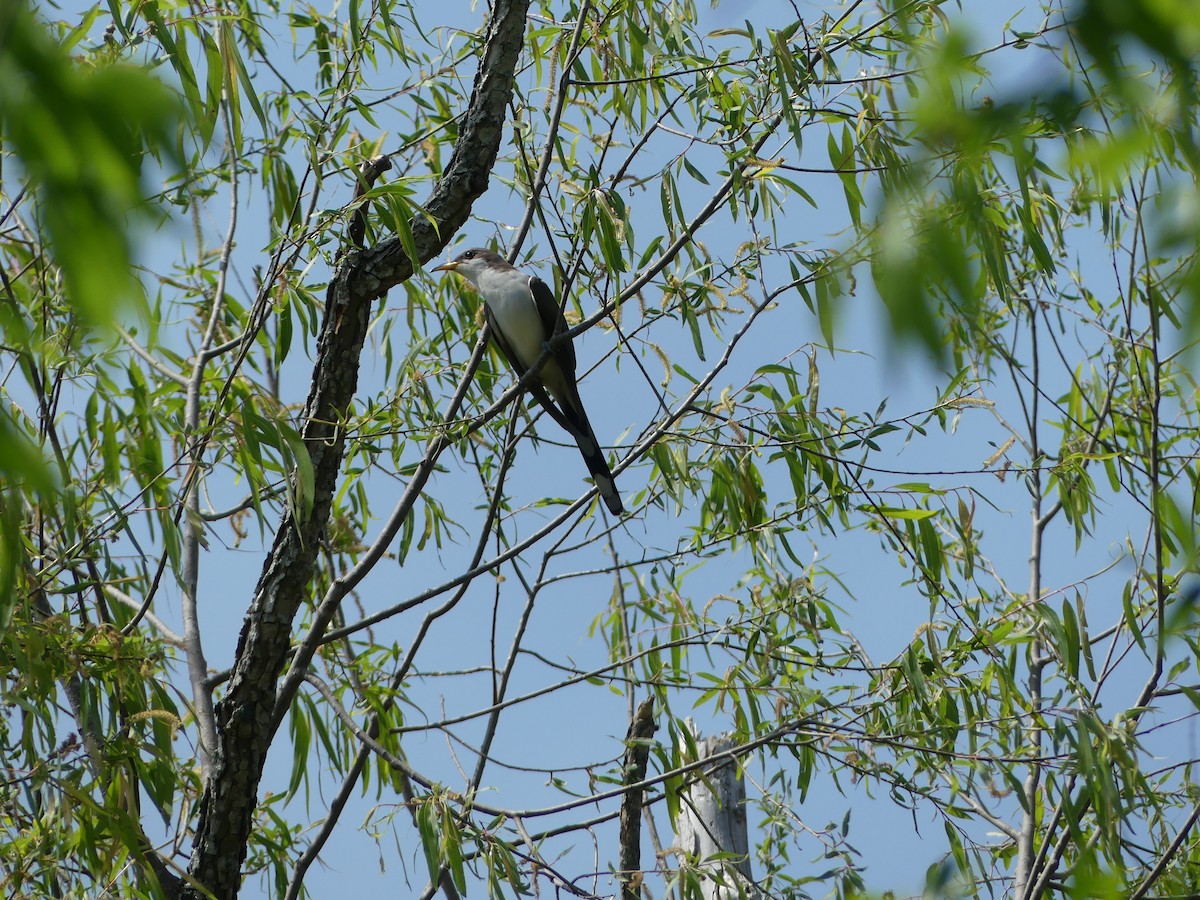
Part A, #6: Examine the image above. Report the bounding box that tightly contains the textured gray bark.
[180,3,532,897]
[677,724,757,900]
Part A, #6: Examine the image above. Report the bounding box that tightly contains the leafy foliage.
[1,0,1198,898]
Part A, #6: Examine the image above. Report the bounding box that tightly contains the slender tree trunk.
[619,698,658,900]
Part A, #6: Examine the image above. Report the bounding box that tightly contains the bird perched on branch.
[433,247,625,515]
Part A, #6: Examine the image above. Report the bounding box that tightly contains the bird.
[433,247,624,515]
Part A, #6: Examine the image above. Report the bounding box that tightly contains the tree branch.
[618,697,658,900]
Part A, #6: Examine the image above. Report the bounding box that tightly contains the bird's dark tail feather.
[524,382,624,515]
[561,401,624,516]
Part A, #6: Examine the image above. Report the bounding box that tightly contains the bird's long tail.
[558,394,624,516]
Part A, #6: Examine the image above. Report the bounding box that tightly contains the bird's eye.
[463,250,475,260]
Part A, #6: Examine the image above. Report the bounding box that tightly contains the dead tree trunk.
[676,722,757,900]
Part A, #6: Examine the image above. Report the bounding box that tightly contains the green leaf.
[877,506,938,521]
[415,801,440,884]
[0,0,183,325]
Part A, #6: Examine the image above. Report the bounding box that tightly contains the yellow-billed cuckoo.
[433,248,625,515]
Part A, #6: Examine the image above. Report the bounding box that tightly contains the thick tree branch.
[181,1,533,896]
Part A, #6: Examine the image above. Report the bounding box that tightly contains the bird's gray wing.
[525,276,624,515]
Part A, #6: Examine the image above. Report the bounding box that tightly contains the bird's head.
[432,247,505,288]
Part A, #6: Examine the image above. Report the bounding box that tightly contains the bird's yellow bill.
[432,260,459,273]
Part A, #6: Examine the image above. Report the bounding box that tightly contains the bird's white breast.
[478,269,545,370]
